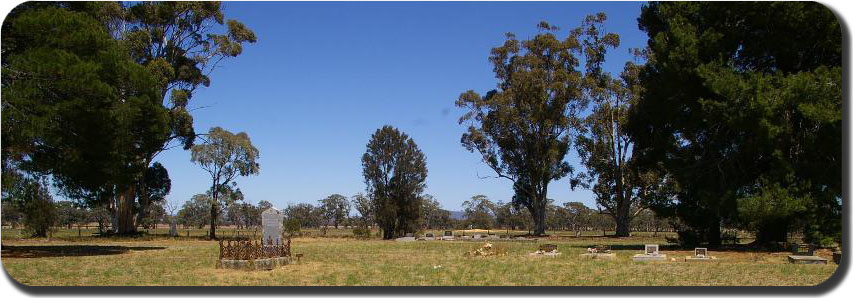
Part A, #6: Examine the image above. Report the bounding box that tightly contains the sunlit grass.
[0,227,837,286]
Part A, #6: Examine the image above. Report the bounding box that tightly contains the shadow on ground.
[0,245,166,258]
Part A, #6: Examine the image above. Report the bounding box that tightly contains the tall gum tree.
[457,16,616,236]
[574,13,648,237]
[190,127,259,239]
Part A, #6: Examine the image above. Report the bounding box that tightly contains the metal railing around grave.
[219,237,292,260]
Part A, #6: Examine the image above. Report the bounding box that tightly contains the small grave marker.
[633,244,666,262]
[442,230,455,241]
[685,247,717,262]
[580,245,615,260]
[169,220,178,237]
[529,243,560,257]
[792,243,815,256]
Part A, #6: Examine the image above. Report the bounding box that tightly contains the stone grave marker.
[581,244,615,260]
[442,230,455,241]
[791,243,815,256]
[473,234,482,239]
[685,247,717,262]
[633,244,666,262]
[168,219,178,237]
[529,243,561,257]
[788,243,827,264]
[261,207,283,245]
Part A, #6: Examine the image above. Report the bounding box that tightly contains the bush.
[23,196,57,237]
[353,227,371,239]
[284,218,301,237]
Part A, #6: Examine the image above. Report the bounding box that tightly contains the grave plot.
[580,245,615,260]
[632,244,667,262]
[685,247,717,262]
[466,242,507,257]
[787,244,828,264]
[216,238,295,270]
[528,244,561,257]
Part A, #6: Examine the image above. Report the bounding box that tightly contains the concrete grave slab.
[788,255,828,264]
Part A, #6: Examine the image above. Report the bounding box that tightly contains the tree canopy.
[1,1,257,235]
[629,1,842,246]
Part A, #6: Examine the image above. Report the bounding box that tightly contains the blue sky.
[153,1,648,212]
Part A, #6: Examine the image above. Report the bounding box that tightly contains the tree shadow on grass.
[1,245,166,258]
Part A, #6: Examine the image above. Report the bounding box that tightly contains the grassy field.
[0,227,839,286]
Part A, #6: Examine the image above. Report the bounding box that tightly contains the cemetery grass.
[0,228,839,286]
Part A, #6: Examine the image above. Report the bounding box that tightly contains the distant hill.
[448,210,466,220]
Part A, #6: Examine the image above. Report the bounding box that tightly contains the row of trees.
[453,2,841,247]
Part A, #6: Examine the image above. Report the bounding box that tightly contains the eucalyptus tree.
[351,193,375,228]
[420,194,450,229]
[457,17,611,235]
[574,13,646,236]
[362,126,428,239]
[319,194,351,229]
[191,127,259,239]
[178,194,211,229]
[461,195,496,229]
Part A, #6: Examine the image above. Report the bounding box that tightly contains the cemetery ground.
[0,227,839,286]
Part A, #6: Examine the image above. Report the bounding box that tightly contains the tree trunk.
[114,185,137,234]
[209,201,218,240]
[531,199,546,236]
[707,218,722,248]
[755,220,789,246]
[135,186,149,229]
[383,225,394,240]
[614,213,631,237]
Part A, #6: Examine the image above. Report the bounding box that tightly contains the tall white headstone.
[168,219,178,237]
[262,207,283,245]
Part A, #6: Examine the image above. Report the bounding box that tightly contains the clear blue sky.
[153,1,648,212]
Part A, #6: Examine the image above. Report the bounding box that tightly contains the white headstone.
[262,207,283,245]
[644,244,660,255]
[168,219,178,237]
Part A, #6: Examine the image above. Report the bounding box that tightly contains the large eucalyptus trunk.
[528,195,547,236]
[614,215,631,237]
[613,193,631,237]
[114,185,137,234]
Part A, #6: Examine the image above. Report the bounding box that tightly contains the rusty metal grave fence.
[219,237,292,260]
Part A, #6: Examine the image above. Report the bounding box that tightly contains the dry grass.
[0,228,839,286]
